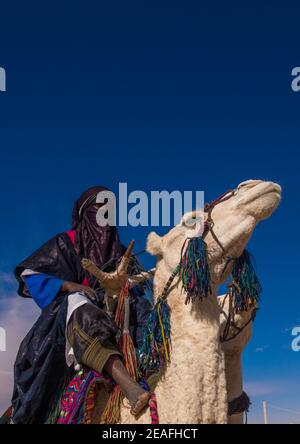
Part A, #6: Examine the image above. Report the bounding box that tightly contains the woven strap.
[149,393,159,424]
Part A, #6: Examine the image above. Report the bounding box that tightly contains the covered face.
[72,186,124,271]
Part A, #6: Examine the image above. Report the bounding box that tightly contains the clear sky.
[0,1,299,423]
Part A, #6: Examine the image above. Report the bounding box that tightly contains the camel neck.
[224,352,243,401]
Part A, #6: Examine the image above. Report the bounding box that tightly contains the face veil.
[72,186,124,271]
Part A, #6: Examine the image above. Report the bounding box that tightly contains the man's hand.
[61,281,99,304]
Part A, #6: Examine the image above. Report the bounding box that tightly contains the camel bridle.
[219,292,258,343]
[203,187,240,273]
[203,186,259,342]
[157,186,257,341]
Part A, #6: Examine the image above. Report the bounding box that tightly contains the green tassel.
[180,237,211,303]
[231,250,261,312]
[139,298,171,373]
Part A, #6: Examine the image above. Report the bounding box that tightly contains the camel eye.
[182,215,204,229]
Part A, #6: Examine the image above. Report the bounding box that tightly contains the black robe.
[12,233,152,424]
[15,232,85,299]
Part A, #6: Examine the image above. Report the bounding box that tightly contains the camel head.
[147,179,281,287]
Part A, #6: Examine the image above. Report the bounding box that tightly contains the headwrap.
[72,186,124,272]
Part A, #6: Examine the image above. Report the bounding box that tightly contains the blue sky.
[0,1,299,422]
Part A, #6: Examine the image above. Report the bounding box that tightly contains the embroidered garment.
[57,369,113,424]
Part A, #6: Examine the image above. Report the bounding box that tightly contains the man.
[11,186,151,424]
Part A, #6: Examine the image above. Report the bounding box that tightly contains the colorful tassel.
[180,236,211,303]
[101,280,139,423]
[118,280,139,380]
[139,298,171,373]
[231,250,262,312]
[114,281,127,329]
[100,385,122,424]
[139,236,212,372]
[122,331,139,381]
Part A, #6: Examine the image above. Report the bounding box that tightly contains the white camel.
[83,179,281,424]
[119,179,281,424]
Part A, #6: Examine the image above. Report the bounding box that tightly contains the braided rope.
[149,393,159,424]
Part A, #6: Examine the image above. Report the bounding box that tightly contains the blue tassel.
[180,237,211,304]
[139,298,171,373]
[231,250,262,312]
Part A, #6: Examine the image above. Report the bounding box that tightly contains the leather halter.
[203,188,239,274]
[158,186,257,342]
[219,292,258,343]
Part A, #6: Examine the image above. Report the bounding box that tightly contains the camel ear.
[147,232,163,256]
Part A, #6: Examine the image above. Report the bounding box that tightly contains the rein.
[160,266,180,300]
[219,292,258,343]
[203,188,239,274]
[157,269,258,344]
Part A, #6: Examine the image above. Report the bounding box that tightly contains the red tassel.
[122,331,138,381]
[114,281,128,328]
[101,280,139,423]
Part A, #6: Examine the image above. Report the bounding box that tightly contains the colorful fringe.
[180,237,211,303]
[231,250,262,312]
[101,280,139,423]
[57,369,111,424]
[122,331,138,381]
[100,385,123,424]
[114,281,127,329]
[138,298,171,373]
